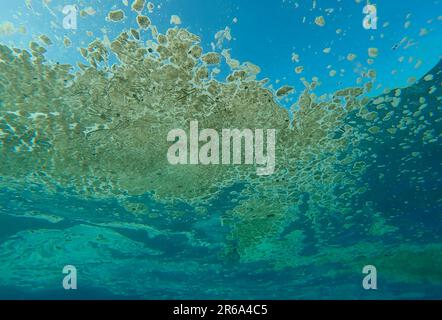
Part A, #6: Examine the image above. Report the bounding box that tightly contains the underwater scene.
[0,0,441,300]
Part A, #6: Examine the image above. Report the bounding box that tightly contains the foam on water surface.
[0,0,441,299]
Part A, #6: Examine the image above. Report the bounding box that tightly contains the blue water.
[0,0,441,299]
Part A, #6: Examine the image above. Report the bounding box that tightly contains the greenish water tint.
[0,0,441,299]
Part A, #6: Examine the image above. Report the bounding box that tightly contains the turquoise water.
[0,0,441,299]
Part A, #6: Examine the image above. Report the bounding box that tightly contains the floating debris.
[136,15,151,29]
[368,126,381,134]
[38,34,52,46]
[131,0,146,12]
[295,66,304,74]
[368,47,379,58]
[170,15,182,25]
[130,28,140,40]
[314,16,325,27]
[0,21,16,36]
[147,2,154,13]
[25,0,32,10]
[201,52,220,64]
[108,10,125,22]
[424,74,434,81]
[276,86,294,98]
[347,53,357,61]
[80,7,97,17]
[419,28,429,36]
[63,36,72,48]
[214,27,232,48]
